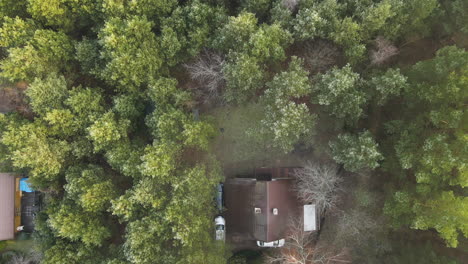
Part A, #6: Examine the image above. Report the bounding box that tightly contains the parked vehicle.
[215,216,225,242]
[257,239,285,248]
[216,183,224,212]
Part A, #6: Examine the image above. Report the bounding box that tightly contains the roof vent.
[273,208,278,215]
[254,208,262,214]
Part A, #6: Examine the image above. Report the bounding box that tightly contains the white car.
[215,216,225,242]
[257,239,285,248]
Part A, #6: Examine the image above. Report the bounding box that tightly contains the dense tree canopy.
[0,0,466,263]
[0,29,73,82]
[383,46,468,247]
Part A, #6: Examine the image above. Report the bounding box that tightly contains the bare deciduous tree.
[282,0,299,11]
[264,217,314,264]
[265,217,350,264]
[293,162,342,215]
[370,36,398,65]
[301,40,341,75]
[184,49,226,105]
[0,83,32,117]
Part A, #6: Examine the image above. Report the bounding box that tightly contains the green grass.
[210,103,316,177]
[212,104,276,161]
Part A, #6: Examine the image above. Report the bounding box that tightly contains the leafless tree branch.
[370,36,399,65]
[293,161,342,215]
[313,246,351,264]
[264,217,350,264]
[282,0,299,11]
[301,40,341,75]
[184,49,226,105]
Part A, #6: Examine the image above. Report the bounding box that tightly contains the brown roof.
[254,167,296,180]
[0,173,15,240]
[225,174,301,242]
[225,178,256,240]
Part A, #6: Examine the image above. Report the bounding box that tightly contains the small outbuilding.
[0,173,16,240]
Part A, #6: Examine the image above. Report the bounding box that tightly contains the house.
[0,173,17,240]
[0,173,40,241]
[225,168,318,245]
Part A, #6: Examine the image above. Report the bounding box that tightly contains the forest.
[0,0,466,263]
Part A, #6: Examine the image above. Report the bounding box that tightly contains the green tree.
[383,46,468,247]
[359,0,395,40]
[239,0,271,17]
[112,94,145,121]
[214,11,291,63]
[333,13,358,39]
[385,191,468,248]
[390,46,467,188]
[147,106,215,151]
[330,17,365,63]
[102,0,176,19]
[258,57,316,153]
[75,38,103,77]
[65,86,106,126]
[27,0,101,31]
[87,111,130,152]
[0,0,27,20]
[383,240,459,264]
[160,1,225,66]
[269,0,294,30]
[293,8,327,40]
[47,200,111,246]
[140,142,181,183]
[182,119,217,151]
[440,0,468,34]
[215,12,292,103]
[98,16,163,91]
[223,53,265,103]
[124,214,177,264]
[43,240,104,264]
[1,120,71,187]
[213,12,258,53]
[263,56,311,98]
[260,101,316,153]
[26,74,68,115]
[64,165,118,212]
[330,131,383,172]
[111,191,142,222]
[380,0,438,39]
[131,177,171,210]
[0,17,36,48]
[367,68,407,105]
[248,23,292,63]
[166,165,221,251]
[145,78,195,143]
[146,77,191,114]
[44,109,79,137]
[0,29,73,82]
[312,64,366,123]
[105,141,144,178]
